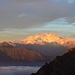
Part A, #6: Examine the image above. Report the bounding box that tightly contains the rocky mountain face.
[21,33,75,48]
[0,42,44,61]
[21,33,66,45]
[31,48,75,75]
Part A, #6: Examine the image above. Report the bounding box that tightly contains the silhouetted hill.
[31,48,75,75]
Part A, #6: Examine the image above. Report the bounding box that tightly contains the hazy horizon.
[0,0,75,41]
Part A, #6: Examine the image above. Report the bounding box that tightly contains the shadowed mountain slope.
[31,48,75,75]
[0,42,44,61]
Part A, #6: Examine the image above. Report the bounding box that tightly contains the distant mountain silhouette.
[31,48,75,75]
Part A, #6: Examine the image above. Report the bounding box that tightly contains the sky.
[0,0,75,41]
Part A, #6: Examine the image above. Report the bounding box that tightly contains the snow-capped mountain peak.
[21,33,66,45]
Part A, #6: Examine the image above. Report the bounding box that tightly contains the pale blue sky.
[0,0,75,41]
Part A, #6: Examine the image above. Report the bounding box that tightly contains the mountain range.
[0,33,75,61]
[21,33,75,46]
[0,42,44,62]
[16,33,75,56]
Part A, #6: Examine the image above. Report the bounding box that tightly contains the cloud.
[0,66,40,75]
[0,0,75,30]
[17,13,29,17]
[12,0,43,3]
[0,29,5,32]
[67,0,75,3]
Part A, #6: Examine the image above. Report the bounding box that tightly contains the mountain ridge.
[0,42,45,62]
[20,33,75,48]
[21,33,66,45]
